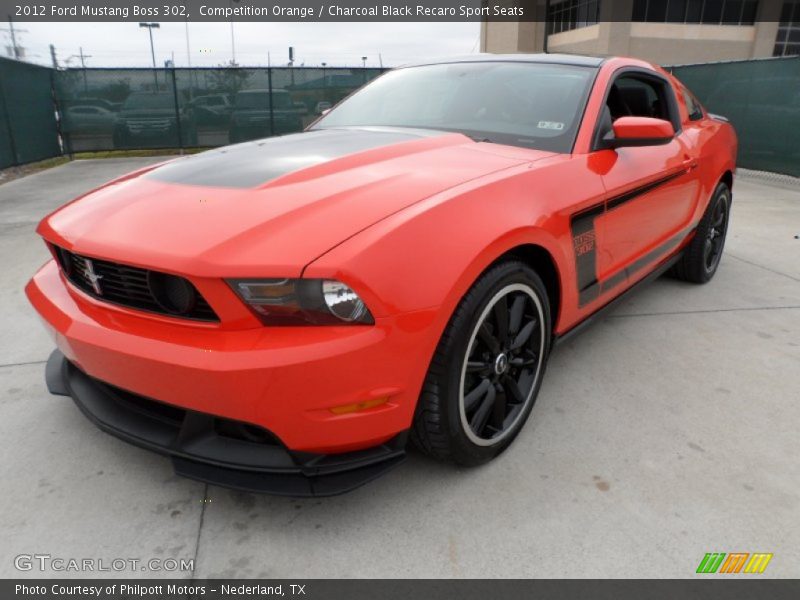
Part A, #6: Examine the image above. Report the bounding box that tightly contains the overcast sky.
[8,22,482,68]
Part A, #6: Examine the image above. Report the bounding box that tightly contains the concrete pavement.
[0,159,798,578]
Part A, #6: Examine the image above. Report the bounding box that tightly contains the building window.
[774,0,800,56]
[632,0,759,25]
[547,0,601,35]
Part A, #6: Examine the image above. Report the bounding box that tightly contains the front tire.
[412,261,551,466]
[672,182,731,283]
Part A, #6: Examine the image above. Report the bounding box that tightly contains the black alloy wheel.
[672,181,731,284]
[459,284,545,446]
[412,261,552,465]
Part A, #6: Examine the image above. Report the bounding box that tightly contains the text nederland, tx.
[15,583,306,596]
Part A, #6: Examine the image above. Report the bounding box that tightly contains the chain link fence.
[55,66,386,154]
[1,57,798,177]
[0,63,386,169]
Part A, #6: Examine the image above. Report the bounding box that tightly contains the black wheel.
[412,260,551,466]
[672,182,731,283]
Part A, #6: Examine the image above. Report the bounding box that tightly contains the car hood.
[39,127,552,277]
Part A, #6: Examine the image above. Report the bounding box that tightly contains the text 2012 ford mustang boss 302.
[26,55,736,496]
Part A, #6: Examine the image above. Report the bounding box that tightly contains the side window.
[593,71,679,150]
[682,88,704,121]
[608,76,671,121]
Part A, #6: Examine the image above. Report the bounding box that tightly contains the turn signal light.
[329,397,390,415]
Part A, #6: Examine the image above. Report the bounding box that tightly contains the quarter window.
[682,88,704,121]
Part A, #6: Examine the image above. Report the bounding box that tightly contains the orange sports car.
[26,54,737,496]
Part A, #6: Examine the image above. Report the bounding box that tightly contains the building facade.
[481,0,799,65]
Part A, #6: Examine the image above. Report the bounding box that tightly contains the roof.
[401,53,606,69]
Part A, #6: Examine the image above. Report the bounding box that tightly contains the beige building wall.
[479,0,784,65]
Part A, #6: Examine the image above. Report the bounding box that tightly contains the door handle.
[683,158,698,172]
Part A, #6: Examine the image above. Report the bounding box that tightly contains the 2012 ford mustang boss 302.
[26,55,736,496]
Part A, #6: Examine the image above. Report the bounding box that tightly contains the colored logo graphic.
[696,552,773,574]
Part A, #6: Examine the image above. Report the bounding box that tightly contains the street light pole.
[139,22,160,89]
[229,0,240,65]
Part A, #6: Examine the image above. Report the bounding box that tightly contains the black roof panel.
[402,53,606,69]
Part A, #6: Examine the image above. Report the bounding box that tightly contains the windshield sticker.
[537,121,565,131]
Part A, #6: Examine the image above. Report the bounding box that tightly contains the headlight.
[228,278,374,326]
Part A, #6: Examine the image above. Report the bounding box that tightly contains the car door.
[594,71,701,285]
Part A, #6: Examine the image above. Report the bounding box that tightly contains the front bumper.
[26,260,435,454]
[46,349,407,496]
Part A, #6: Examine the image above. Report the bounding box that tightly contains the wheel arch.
[492,244,562,331]
[720,169,734,191]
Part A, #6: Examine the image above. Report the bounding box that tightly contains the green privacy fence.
[670,56,800,177]
[55,66,385,154]
[0,57,62,168]
[0,63,386,169]
[2,57,799,177]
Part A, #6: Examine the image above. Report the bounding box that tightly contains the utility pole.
[139,22,160,89]
[378,53,383,68]
[2,17,27,59]
[8,16,18,58]
[78,47,90,93]
[78,46,89,68]
[50,44,58,69]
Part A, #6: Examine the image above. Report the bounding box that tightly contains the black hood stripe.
[145,128,441,189]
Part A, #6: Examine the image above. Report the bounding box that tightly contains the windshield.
[235,91,292,110]
[313,62,595,153]
[123,94,174,110]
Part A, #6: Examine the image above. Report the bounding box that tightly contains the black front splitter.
[44,349,407,497]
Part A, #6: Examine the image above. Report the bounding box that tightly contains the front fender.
[302,160,576,324]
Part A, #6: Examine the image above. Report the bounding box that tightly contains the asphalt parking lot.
[1,158,798,578]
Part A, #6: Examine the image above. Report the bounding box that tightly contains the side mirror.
[606,116,674,148]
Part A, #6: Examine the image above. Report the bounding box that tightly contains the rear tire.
[672,182,731,283]
[411,260,551,466]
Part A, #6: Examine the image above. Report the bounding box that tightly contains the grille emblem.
[83,259,104,295]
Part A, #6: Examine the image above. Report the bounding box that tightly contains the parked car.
[293,101,309,116]
[185,93,233,127]
[62,105,116,135]
[67,97,121,113]
[315,100,332,115]
[112,92,197,148]
[228,89,303,142]
[27,55,736,496]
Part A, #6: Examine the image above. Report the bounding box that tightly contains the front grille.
[53,246,219,322]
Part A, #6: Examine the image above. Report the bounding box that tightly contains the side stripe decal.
[570,169,688,308]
